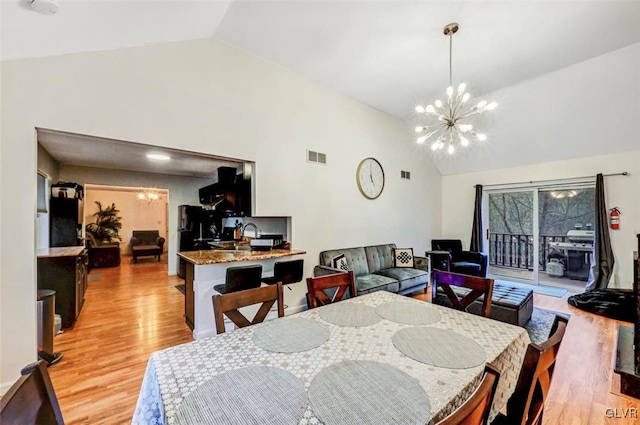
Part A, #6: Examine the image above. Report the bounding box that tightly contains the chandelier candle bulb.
[415,105,425,113]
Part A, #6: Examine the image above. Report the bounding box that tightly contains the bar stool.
[262,259,304,288]
[213,265,263,294]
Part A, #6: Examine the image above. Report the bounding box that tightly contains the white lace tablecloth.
[132,291,530,425]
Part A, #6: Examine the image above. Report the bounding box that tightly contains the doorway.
[485,183,595,289]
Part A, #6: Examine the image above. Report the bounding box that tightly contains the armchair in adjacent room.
[130,230,165,263]
[430,239,488,278]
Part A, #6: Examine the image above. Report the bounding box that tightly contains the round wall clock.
[356,157,385,199]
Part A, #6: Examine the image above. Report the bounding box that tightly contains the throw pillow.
[331,254,350,271]
[393,248,415,268]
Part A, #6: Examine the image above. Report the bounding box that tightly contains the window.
[37,171,48,213]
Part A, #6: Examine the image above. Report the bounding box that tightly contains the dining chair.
[212,282,284,334]
[436,363,501,425]
[492,315,569,425]
[0,360,65,425]
[306,271,356,309]
[213,264,263,294]
[432,270,494,318]
[262,259,304,288]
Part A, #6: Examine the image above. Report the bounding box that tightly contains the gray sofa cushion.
[319,247,370,277]
[376,268,429,292]
[364,244,396,274]
[355,274,399,294]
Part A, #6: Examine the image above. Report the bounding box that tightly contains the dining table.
[132,290,530,425]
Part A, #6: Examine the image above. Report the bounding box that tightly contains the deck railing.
[489,233,567,271]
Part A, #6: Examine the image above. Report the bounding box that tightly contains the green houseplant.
[85,201,123,245]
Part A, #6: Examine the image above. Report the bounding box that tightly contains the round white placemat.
[318,302,381,327]
[374,301,442,325]
[174,366,307,425]
[392,327,486,369]
[308,360,431,425]
[252,317,331,353]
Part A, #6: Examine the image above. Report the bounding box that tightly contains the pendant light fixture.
[415,23,497,154]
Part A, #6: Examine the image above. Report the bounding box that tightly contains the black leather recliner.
[430,239,488,278]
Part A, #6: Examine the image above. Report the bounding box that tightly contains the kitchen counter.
[36,246,86,258]
[178,249,306,265]
[178,248,307,339]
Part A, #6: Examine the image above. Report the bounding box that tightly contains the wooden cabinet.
[37,250,88,328]
[185,262,195,330]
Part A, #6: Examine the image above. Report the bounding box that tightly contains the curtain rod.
[475,172,628,189]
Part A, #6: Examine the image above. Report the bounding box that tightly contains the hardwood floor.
[48,258,192,425]
[48,262,638,424]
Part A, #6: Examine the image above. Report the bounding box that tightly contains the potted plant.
[85,201,123,268]
[86,201,123,245]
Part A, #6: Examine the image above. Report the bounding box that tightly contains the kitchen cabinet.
[185,261,195,330]
[37,247,88,328]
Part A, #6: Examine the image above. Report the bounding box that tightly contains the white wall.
[442,150,640,288]
[0,38,441,390]
[60,165,213,274]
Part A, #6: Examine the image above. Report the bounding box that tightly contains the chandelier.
[137,188,160,204]
[415,23,497,154]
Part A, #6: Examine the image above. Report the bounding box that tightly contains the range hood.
[199,166,241,213]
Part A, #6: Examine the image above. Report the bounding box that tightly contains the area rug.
[175,285,186,295]
[524,308,571,345]
[495,280,568,298]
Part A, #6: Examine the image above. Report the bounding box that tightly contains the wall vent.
[401,170,411,180]
[307,150,327,165]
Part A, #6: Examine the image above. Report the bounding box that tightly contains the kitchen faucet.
[242,222,259,238]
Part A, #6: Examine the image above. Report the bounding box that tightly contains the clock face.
[356,158,385,199]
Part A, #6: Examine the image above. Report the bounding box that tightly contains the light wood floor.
[48,260,639,424]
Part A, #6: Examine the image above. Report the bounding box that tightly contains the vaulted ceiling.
[3,1,640,174]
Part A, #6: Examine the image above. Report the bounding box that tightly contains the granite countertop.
[36,246,86,258]
[178,249,306,265]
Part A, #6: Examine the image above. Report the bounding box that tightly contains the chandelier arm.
[457,108,484,120]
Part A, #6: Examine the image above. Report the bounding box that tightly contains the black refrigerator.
[177,205,221,278]
[50,197,84,247]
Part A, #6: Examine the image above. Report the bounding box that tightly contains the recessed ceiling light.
[147,153,171,161]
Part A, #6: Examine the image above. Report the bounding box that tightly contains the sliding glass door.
[487,190,536,283]
[486,184,595,287]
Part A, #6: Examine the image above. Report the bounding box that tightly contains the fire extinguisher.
[609,207,620,230]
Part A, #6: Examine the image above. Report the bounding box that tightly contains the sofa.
[314,244,430,296]
[130,230,165,263]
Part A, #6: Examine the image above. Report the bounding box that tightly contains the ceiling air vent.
[307,150,327,165]
[401,170,411,180]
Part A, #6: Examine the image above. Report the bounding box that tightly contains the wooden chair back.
[212,283,284,334]
[432,270,494,317]
[306,271,356,309]
[506,315,569,425]
[436,363,501,425]
[0,360,65,425]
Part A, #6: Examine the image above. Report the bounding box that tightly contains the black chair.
[262,259,304,289]
[0,360,65,425]
[430,239,488,278]
[213,265,263,294]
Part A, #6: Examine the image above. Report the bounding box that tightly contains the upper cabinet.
[199,164,253,217]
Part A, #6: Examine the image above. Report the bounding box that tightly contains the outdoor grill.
[547,227,594,281]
